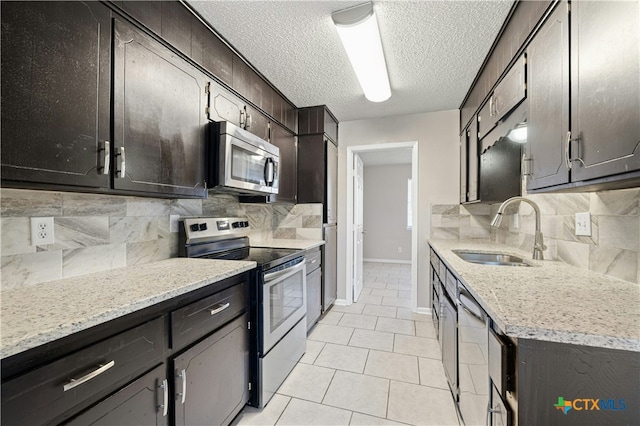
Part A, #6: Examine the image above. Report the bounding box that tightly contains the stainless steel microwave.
[208,121,279,195]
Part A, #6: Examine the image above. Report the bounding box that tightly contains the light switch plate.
[575,212,592,236]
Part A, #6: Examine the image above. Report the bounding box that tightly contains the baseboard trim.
[363,258,411,265]
[333,298,349,306]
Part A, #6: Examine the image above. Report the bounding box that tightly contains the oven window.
[270,271,304,333]
[231,144,265,185]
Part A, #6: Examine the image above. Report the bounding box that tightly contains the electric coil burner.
[179,217,307,408]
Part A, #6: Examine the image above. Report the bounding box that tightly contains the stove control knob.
[189,224,199,232]
[232,222,239,228]
[243,221,249,227]
[199,223,208,231]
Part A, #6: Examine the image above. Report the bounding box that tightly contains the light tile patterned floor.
[233,262,460,426]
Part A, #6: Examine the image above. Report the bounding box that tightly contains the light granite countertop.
[251,239,325,250]
[0,258,256,359]
[429,239,640,352]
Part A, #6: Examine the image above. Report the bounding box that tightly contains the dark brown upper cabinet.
[526,1,570,190]
[1,1,112,190]
[460,117,480,203]
[478,55,526,140]
[270,123,298,204]
[299,106,339,144]
[568,0,640,184]
[113,19,207,198]
[526,0,640,192]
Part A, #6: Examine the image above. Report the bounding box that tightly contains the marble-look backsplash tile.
[1,189,324,289]
[431,187,640,284]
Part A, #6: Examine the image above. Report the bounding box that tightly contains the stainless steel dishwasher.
[457,281,489,426]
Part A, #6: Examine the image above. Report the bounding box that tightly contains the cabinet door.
[526,2,570,190]
[1,1,111,189]
[173,314,249,426]
[326,141,338,224]
[297,135,326,204]
[467,118,480,202]
[570,0,640,181]
[207,81,244,127]
[113,19,207,198]
[493,55,526,121]
[478,97,497,140]
[65,364,168,426]
[270,123,297,203]
[460,129,468,203]
[245,106,270,141]
[306,268,322,331]
[322,226,337,311]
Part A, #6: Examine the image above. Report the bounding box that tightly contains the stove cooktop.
[196,246,303,270]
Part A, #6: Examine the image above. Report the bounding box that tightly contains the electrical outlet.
[30,217,55,245]
[575,212,592,236]
[397,247,402,253]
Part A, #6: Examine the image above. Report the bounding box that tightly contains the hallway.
[234,262,459,425]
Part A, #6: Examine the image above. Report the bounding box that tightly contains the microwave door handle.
[264,157,274,186]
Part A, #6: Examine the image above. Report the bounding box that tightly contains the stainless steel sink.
[452,250,532,267]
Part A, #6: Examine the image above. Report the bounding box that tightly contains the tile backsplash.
[0,189,322,290]
[431,188,640,284]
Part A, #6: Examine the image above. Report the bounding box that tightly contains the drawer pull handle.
[63,360,115,392]
[159,379,168,416]
[177,369,187,404]
[209,302,230,316]
[311,259,317,264]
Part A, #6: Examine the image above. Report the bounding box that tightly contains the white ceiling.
[188,1,513,123]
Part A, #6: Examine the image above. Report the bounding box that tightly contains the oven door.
[220,132,279,195]
[262,259,306,353]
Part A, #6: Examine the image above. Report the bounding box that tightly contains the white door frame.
[345,142,419,310]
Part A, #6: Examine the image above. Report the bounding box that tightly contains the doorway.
[346,142,419,310]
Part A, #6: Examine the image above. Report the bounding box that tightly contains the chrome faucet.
[491,196,547,260]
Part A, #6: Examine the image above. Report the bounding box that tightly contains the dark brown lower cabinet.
[173,313,250,426]
[65,364,168,426]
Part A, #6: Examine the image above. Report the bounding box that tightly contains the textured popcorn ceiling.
[188,1,513,122]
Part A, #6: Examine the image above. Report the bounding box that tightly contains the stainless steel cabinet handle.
[63,360,115,392]
[489,96,494,117]
[310,259,317,264]
[209,302,230,316]
[159,379,168,416]
[101,141,110,175]
[177,369,187,404]
[116,147,126,178]
[246,113,252,129]
[565,131,572,170]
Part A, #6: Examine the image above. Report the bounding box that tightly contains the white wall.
[338,110,460,308]
[363,164,412,262]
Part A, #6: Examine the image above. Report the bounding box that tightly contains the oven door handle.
[264,259,305,283]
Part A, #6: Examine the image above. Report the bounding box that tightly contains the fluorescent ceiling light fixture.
[507,123,527,143]
[332,2,391,103]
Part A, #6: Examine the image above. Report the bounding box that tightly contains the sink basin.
[452,250,532,267]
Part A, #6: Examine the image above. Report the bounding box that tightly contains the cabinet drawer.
[306,248,322,273]
[171,282,246,350]
[445,269,457,300]
[1,317,165,425]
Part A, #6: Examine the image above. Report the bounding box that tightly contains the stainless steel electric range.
[178,217,307,408]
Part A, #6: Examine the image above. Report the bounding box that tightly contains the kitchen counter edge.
[0,258,257,359]
[428,239,640,352]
